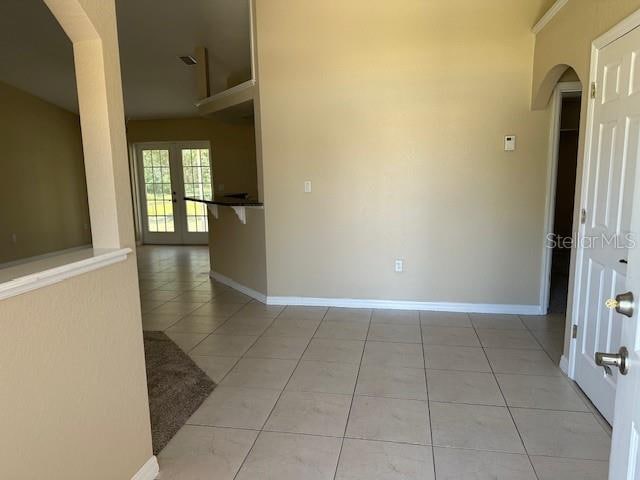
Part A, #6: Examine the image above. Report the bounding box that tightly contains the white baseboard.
[559,355,569,374]
[209,273,544,315]
[266,296,544,315]
[210,271,267,303]
[131,456,158,480]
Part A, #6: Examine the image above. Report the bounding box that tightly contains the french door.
[135,141,213,245]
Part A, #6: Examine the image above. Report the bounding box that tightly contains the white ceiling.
[0,0,252,119]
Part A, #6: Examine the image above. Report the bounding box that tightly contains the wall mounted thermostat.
[504,135,516,151]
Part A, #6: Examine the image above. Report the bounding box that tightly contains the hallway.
[138,246,611,479]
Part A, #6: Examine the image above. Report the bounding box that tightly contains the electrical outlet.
[304,180,312,193]
[11,233,17,244]
[395,259,404,273]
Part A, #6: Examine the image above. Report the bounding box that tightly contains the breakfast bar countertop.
[184,194,263,207]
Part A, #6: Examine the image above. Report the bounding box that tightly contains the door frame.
[566,8,640,381]
[132,140,212,245]
[539,80,583,315]
[174,140,213,245]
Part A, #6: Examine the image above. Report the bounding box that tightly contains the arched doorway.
[538,65,582,362]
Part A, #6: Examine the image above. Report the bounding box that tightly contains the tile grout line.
[517,314,562,365]
[194,303,288,383]
[331,309,373,480]
[517,314,613,436]
[141,281,241,332]
[471,317,541,480]
[419,312,438,479]
[178,297,269,356]
[231,305,329,480]
[142,252,604,476]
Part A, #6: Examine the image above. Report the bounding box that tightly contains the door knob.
[605,291,635,317]
[595,347,629,375]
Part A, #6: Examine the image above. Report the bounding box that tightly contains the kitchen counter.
[184,195,263,207]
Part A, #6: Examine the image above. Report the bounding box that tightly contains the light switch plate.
[504,135,516,151]
[304,180,312,193]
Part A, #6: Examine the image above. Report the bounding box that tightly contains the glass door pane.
[141,148,175,233]
[181,148,213,233]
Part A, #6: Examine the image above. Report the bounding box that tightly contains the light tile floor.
[138,246,611,480]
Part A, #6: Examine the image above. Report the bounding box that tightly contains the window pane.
[183,149,192,167]
[203,184,212,200]
[202,168,211,184]
[181,148,212,233]
[165,216,175,232]
[192,149,201,166]
[143,150,152,166]
[152,150,161,167]
[160,150,170,167]
[141,149,174,234]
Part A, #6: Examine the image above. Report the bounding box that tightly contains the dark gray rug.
[143,331,215,454]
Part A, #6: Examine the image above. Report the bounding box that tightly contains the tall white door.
[136,141,213,245]
[605,24,640,480]
[573,26,640,424]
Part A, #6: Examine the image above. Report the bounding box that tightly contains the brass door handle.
[605,292,635,318]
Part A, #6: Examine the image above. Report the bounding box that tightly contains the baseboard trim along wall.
[559,354,569,375]
[209,271,544,315]
[210,271,267,303]
[131,456,159,480]
[267,296,544,315]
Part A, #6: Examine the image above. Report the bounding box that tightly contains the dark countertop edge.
[184,196,264,207]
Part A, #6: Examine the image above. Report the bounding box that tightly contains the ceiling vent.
[179,55,197,66]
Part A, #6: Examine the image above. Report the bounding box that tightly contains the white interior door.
[606,24,640,480]
[573,25,639,424]
[136,141,212,245]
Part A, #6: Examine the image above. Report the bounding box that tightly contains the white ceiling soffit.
[116,0,252,119]
[0,0,252,119]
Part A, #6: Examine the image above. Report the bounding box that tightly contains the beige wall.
[209,207,267,294]
[255,0,551,305]
[0,81,91,264]
[0,0,153,478]
[0,260,151,480]
[126,117,259,198]
[532,0,640,358]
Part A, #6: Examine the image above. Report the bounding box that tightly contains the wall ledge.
[131,456,159,480]
[532,0,569,34]
[0,247,132,301]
